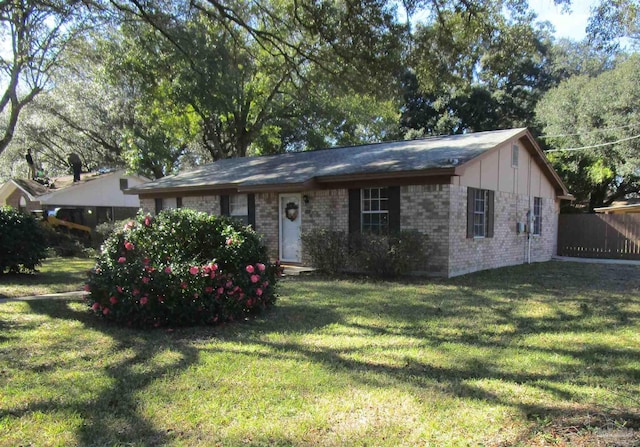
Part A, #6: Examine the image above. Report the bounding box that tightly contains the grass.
[0,260,639,446]
[0,257,95,299]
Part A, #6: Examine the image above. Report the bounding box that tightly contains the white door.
[279,194,302,263]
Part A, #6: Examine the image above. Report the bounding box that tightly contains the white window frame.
[361,187,389,234]
[229,194,249,224]
[473,188,489,238]
[533,197,542,235]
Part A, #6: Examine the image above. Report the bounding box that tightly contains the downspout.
[527,156,532,264]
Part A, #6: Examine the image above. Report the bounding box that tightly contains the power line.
[539,124,637,139]
[545,134,640,152]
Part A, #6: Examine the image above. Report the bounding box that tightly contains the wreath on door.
[285,201,299,221]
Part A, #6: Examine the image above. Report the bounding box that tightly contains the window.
[533,197,542,235]
[473,188,489,237]
[512,144,519,168]
[361,187,389,234]
[176,197,183,209]
[119,178,129,190]
[154,198,163,215]
[229,194,248,224]
[467,187,494,238]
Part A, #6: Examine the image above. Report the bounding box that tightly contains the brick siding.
[140,184,559,277]
[447,185,558,277]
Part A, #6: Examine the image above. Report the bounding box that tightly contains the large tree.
[0,0,93,156]
[535,55,640,211]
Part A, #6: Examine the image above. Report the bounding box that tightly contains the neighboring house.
[594,199,640,214]
[127,128,572,277]
[0,169,149,228]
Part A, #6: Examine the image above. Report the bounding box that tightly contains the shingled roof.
[128,128,570,197]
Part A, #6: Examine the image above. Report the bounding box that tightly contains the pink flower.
[144,215,153,226]
[164,266,172,274]
[226,238,233,245]
[116,285,123,293]
[83,284,90,292]
[124,241,135,251]
[193,293,199,299]
[245,265,255,273]
[256,263,266,272]
[262,281,269,288]
[205,286,214,293]
[118,257,126,263]
[225,281,233,289]
[140,296,148,305]
[250,274,260,283]
[217,287,224,295]
[142,257,150,265]
[133,288,140,296]
[91,302,100,311]
[189,266,199,275]
[181,282,188,289]
[256,288,263,296]
[109,296,118,305]
[210,263,219,271]
[102,307,110,315]
[124,221,135,230]
[142,277,150,284]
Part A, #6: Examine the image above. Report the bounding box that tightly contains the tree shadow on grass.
[4,296,344,446]
[4,299,201,446]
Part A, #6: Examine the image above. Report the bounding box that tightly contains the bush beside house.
[302,228,428,277]
[0,206,48,274]
[86,209,280,327]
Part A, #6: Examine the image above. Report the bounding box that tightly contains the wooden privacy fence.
[558,214,640,260]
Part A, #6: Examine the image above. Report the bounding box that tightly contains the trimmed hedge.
[302,228,428,277]
[0,206,48,274]
[86,209,280,327]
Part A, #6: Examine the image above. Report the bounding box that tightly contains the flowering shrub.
[86,209,280,327]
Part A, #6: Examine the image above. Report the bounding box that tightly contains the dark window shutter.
[176,197,182,208]
[220,195,230,216]
[348,189,361,234]
[466,188,475,238]
[247,193,256,229]
[388,186,401,233]
[154,198,163,215]
[487,190,495,238]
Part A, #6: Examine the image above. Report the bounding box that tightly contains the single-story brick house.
[127,128,572,277]
[0,169,148,228]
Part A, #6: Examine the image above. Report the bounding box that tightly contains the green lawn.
[0,257,95,299]
[0,261,639,446]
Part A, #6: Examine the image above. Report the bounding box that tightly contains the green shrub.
[40,223,90,257]
[349,231,428,278]
[93,219,130,248]
[86,209,281,327]
[0,206,48,274]
[301,229,348,273]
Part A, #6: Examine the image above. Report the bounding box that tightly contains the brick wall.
[400,184,451,275]
[255,192,279,260]
[138,185,559,276]
[447,185,558,277]
[182,195,220,214]
[299,189,349,264]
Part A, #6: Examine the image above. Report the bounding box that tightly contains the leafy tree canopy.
[535,55,640,211]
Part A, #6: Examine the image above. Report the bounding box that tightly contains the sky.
[528,0,597,40]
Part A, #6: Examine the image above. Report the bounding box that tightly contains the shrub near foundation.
[86,209,280,327]
[0,206,48,274]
